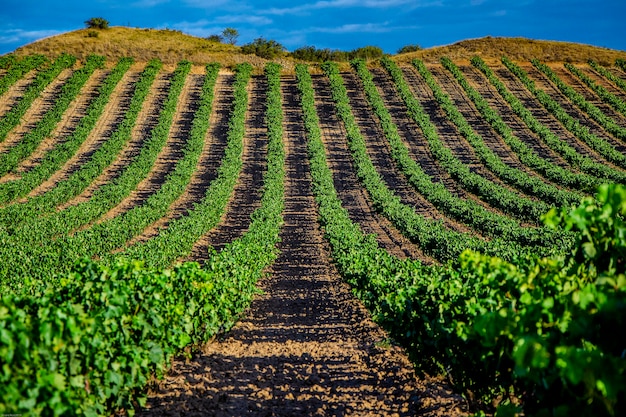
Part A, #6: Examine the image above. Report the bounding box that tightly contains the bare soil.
[9,69,109,181]
[551,64,626,129]
[0,69,39,118]
[370,68,476,235]
[520,64,622,163]
[398,65,513,217]
[579,65,626,104]
[142,74,466,416]
[93,71,203,227]
[494,66,608,163]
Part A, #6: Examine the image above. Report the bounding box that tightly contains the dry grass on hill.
[12,26,295,71]
[395,36,626,65]
[10,27,626,69]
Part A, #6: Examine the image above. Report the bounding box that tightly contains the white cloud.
[213,14,273,25]
[131,0,170,7]
[168,14,272,37]
[169,14,272,31]
[263,0,440,16]
[293,21,420,35]
[0,29,64,45]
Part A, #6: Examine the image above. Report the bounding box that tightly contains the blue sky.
[1,0,625,55]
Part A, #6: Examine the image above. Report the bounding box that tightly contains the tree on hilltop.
[85,17,109,30]
[222,28,239,45]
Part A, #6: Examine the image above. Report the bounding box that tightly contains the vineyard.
[0,41,625,417]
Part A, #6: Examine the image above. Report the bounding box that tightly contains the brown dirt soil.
[343,70,473,235]
[141,74,467,416]
[397,65,514,217]
[10,69,109,180]
[580,65,626,103]
[91,71,203,229]
[0,69,39,118]
[522,64,625,164]
[492,65,610,165]
[551,64,626,129]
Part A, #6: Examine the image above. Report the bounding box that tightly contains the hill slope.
[9,26,626,67]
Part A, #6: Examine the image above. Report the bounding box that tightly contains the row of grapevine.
[523,60,626,165]
[533,60,626,142]
[354,58,572,254]
[0,54,105,177]
[117,63,253,268]
[0,53,624,417]
[438,57,583,206]
[0,61,285,417]
[0,59,161,235]
[0,54,48,98]
[298,61,625,417]
[320,60,507,262]
[0,53,76,142]
[0,57,133,204]
[566,62,626,116]
[589,60,626,93]
[469,56,603,192]
[499,57,626,183]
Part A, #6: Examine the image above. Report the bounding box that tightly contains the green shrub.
[85,17,109,30]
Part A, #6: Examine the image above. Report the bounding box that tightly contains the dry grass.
[10,28,626,69]
[394,36,625,65]
[12,26,296,71]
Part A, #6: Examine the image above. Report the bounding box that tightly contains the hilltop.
[395,36,626,65]
[9,26,626,68]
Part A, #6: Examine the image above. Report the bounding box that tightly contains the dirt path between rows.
[141,75,466,417]
[347,70,472,235]
[92,71,203,226]
[520,64,621,164]
[551,64,626,129]
[0,69,39,119]
[123,71,234,249]
[11,69,109,180]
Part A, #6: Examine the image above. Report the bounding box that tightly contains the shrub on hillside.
[241,37,285,59]
[85,17,109,30]
[397,44,422,54]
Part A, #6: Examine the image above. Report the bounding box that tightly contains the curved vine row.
[501,57,626,183]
